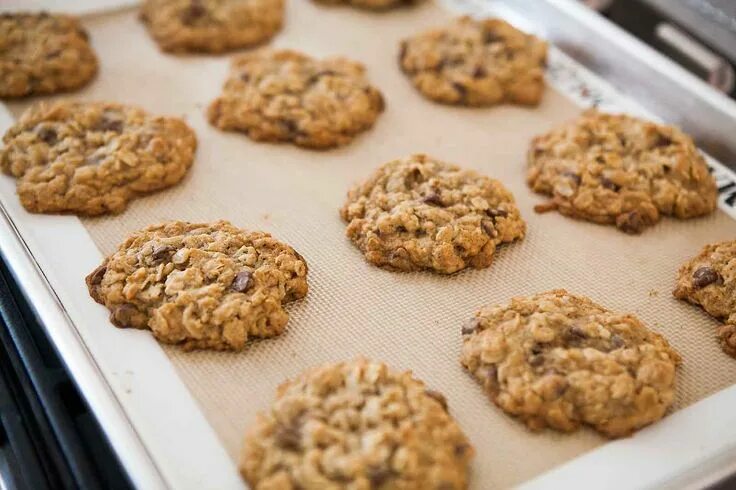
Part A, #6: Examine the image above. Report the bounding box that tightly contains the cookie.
[673,240,736,357]
[461,290,680,438]
[399,16,547,106]
[340,154,525,274]
[0,13,98,98]
[312,0,424,11]
[86,220,308,351]
[527,110,718,234]
[0,101,197,216]
[140,0,284,53]
[241,358,473,489]
[207,49,385,149]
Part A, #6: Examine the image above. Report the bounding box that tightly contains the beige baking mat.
[6,0,736,487]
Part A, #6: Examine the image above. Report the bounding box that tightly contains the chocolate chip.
[485,208,508,219]
[615,210,646,234]
[452,82,467,98]
[483,30,501,44]
[280,119,298,135]
[111,304,138,328]
[425,390,448,411]
[240,71,250,82]
[274,424,301,451]
[472,65,487,78]
[45,49,61,59]
[404,167,424,187]
[97,116,123,133]
[231,271,253,292]
[367,466,391,488]
[481,219,497,237]
[662,164,671,173]
[484,365,499,392]
[569,326,586,338]
[36,126,57,145]
[462,318,479,335]
[692,266,722,289]
[610,334,625,349]
[530,344,543,355]
[600,177,621,192]
[653,134,673,148]
[181,2,206,25]
[561,171,581,185]
[422,192,443,206]
[87,264,107,285]
[454,443,470,457]
[151,245,174,262]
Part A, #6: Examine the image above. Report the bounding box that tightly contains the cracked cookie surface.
[208,49,385,149]
[241,358,473,489]
[461,290,680,438]
[340,154,525,274]
[140,0,284,53]
[86,220,308,351]
[0,101,196,216]
[527,110,717,234]
[0,13,98,98]
[312,0,424,11]
[399,16,547,106]
[673,240,736,358]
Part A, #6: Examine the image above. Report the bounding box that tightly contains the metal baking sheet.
[1,0,736,488]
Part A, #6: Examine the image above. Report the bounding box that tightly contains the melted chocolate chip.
[462,318,479,335]
[425,389,448,411]
[151,245,174,262]
[561,171,581,185]
[486,208,508,219]
[481,219,497,237]
[452,82,467,98]
[274,424,301,451]
[240,71,250,82]
[111,304,138,328]
[472,65,487,78]
[653,134,673,148]
[483,30,501,44]
[600,177,621,192]
[692,266,722,289]
[181,2,206,25]
[529,354,544,366]
[87,264,107,286]
[404,167,424,187]
[616,210,646,234]
[610,334,625,349]
[569,326,586,339]
[231,271,253,292]
[422,192,443,206]
[367,466,391,488]
[97,117,123,133]
[36,126,57,145]
[530,343,543,355]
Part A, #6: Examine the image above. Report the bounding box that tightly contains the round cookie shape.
[312,0,424,11]
[673,240,736,358]
[0,101,197,216]
[399,16,547,106]
[241,358,473,489]
[340,154,526,274]
[527,110,717,234]
[86,220,308,351]
[140,0,284,53]
[0,13,98,98]
[207,50,385,149]
[461,290,680,438]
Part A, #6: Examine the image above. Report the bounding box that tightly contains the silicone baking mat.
[5,1,736,487]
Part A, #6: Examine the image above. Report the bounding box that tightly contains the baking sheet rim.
[1,0,736,488]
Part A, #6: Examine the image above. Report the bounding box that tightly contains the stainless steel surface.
[655,22,735,93]
[643,0,736,64]
[503,0,736,167]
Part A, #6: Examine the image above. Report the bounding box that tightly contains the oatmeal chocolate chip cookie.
[0,101,196,216]
[673,240,736,358]
[340,154,525,274]
[140,0,284,53]
[86,220,308,351]
[527,110,717,234]
[0,13,98,98]
[399,16,547,107]
[312,0,424,11]
[461,290,680,438]
[207,50,385,149]
[241,358,473,489]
